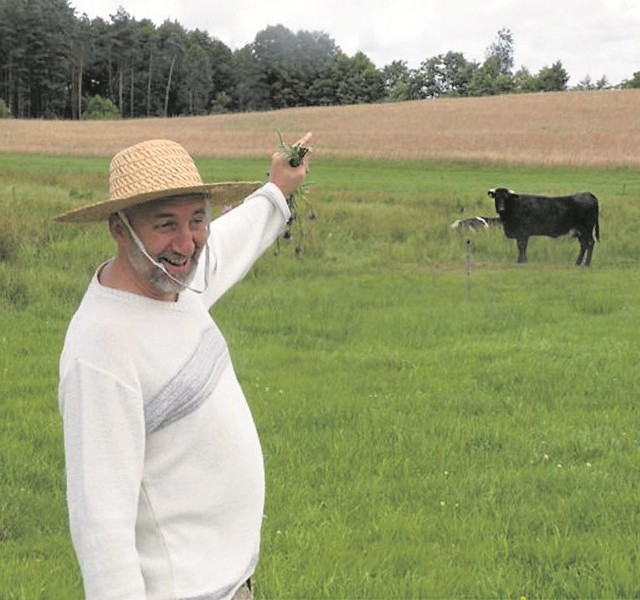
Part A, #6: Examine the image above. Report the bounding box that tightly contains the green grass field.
[1,154,639,599]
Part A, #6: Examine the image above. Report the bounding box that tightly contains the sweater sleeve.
[201,182,291,308]
[59,358,147,599]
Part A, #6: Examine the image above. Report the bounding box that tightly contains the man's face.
[122,195,209,299]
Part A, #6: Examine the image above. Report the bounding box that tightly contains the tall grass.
[1,155,639,598]
[1,90,640,167]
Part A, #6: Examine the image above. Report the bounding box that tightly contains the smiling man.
[55,136,311,600]
[105,197,210,300]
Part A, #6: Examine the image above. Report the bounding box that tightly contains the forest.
[1,0,639,120]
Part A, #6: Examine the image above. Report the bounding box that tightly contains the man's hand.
[269,131,312,199]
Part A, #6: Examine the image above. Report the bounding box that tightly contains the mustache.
[156,246,202,266]
[157,254,191,266]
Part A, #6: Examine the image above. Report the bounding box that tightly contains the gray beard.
[126,241,197,296]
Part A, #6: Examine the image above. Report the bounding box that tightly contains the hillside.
[0,90,638,167]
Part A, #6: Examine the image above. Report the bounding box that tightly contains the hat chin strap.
[116,209,210,295]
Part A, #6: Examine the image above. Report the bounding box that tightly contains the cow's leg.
[577,234,595,266]
[516,238,528,263]
[583,239,595,266]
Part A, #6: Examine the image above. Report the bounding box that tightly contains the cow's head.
[488,188,517,215]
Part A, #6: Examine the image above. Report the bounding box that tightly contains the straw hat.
[55,139,263,222]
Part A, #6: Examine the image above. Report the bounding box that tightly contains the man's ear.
[108,213,127,243]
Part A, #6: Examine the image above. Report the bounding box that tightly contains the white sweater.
[58,184,290,600]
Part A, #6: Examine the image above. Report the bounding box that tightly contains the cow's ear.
[487,189,495,198]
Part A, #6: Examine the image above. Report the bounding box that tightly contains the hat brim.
[54,181,264,223]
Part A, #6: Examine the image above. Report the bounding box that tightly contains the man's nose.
[171,225,197,255]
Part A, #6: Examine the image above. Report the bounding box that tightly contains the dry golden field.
[1,90,639,167]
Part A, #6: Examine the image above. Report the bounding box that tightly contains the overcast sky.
[69,0,639,86]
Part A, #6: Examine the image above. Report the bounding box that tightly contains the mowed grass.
[1,153,639,599]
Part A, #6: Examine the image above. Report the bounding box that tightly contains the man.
[56,134,312,599]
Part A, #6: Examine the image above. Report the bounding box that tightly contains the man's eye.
[157,222,175,230]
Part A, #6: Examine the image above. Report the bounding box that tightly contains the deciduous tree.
[535,61,569,92]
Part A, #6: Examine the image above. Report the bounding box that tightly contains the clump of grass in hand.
[276,131,315,255]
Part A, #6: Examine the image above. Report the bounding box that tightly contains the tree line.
[1,0,639,120]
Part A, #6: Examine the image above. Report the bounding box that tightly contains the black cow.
[488,188,600,266]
